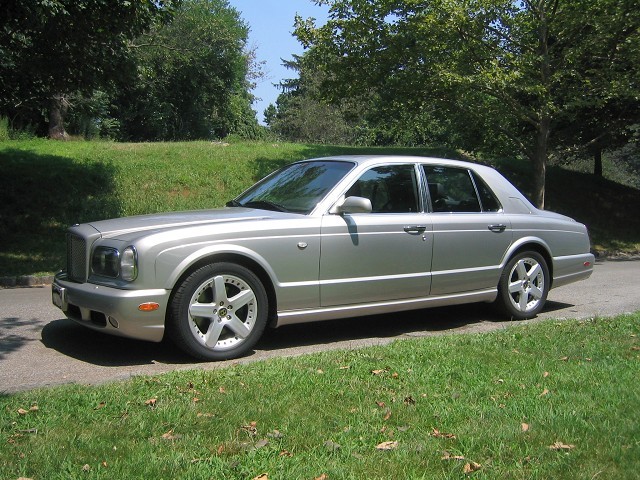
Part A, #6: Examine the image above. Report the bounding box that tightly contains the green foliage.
[293,0,640,208]
[0,0,177,137]
[1,314,639,479]
[115,0,260,141]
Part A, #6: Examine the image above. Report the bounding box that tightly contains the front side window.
[233,160,355,214]
[345,165,419,213]
[423,165,481,213]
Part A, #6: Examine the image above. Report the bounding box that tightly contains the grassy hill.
[1,139,639,276]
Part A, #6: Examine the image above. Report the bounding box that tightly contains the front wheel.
[168,263,268,361]
[496,251,549,320]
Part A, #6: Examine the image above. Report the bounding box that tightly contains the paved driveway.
[1,260,638,393]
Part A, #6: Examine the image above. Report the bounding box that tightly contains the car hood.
[88,207,287,240]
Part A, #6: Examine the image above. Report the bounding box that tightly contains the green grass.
[2,313,639,479]
[1,138,639,276]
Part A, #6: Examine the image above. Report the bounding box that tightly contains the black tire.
[168,262,268,361]
[496,251,549,320]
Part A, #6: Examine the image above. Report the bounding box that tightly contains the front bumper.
[52,272,170,342]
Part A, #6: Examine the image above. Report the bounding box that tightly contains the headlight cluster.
[91,246,138,281]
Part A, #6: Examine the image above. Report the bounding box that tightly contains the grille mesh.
[67,234,87,282]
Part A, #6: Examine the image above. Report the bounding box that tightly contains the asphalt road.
[1,260,638,394]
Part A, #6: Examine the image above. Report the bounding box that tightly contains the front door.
[319,164,433,307]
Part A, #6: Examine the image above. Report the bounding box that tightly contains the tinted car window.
[346,165,419,213]
[423,165,481,213]
[471,171,502,212]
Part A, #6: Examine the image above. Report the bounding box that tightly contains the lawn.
[1,314,639,479]
[1,138,639,276]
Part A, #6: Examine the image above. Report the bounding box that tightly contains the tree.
[115,0,261,140]
[295,0,640,208]
[0,0,176,138]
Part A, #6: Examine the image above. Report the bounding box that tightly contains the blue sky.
[228,0,329,123]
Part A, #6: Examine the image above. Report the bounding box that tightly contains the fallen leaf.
[101,461,108,468]
[82,464,91,472]
[339,365,350,370]
[539,388,550,397]
[314,475,328,480]
[267,429,284,439]
[252,474,268,480]
[376,401,386,408]
[17,408,28,415]
[431,428,457,439]
[94,402,106,410]
[549,441,575,450]
[242,422,258,436]
[371,369,385,375]
[463,461,482,474]
[392,372,399,378]
[29,405,38,412]
[404,396,416,406]
[631,346,640,351]
[376,440,398,450]
[560,356,569,361]
[219,387,227,394]
[279,449,293,457]
[383,410,392,421]
[161,430,180,441]
[317,369,324,374]
[521,423,530,432]
[144,398,157,407]
[254,439,269,449]
[543,371,550,378]
[324,440,341,451]
[442,451,465,460]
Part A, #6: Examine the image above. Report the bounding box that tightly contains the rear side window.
[471,171,502,212]
[423,165,481,213]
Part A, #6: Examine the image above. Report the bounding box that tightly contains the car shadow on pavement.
[41,319,194,367]
[40,300,574,367]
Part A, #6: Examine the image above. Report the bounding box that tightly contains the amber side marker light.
[138,302,160,312]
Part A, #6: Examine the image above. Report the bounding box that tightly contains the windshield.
[231,160,355,214]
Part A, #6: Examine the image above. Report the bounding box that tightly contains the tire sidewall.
[168,262,268,361]
[498,251,549,320]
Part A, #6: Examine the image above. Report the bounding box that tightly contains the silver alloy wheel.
[507,256,546,313]
[187,273,258,351]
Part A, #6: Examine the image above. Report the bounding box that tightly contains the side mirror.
[332,196,372,215]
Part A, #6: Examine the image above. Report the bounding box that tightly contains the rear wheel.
[168,263,268,361]
[497,251,549,319]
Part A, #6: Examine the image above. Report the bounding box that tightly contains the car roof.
[305,155,493,170]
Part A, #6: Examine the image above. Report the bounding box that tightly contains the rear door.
[423,165,513,296]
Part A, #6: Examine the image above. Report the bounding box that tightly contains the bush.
[0,116,9,141]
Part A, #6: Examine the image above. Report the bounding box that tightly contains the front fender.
[156,243,278,291]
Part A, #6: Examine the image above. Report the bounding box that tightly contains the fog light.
[138,302,160,312]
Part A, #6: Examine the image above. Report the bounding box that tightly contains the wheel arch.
[504,240,554,288]
[165,252,278,324]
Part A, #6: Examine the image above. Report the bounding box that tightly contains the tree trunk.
[593,147,603,177]
[530,116,550,209]
[48,94,69,140]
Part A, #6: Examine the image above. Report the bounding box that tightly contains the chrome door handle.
[404,225,427,234]
[488,224,507,232]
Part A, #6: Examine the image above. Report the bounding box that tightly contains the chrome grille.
[67,234,87,282]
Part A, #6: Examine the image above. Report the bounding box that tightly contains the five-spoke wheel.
[497,251,549,319]
[168,263,268,360]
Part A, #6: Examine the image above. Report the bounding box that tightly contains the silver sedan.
[52,156,594,360]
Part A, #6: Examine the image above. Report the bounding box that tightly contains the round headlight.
[91,247,120,278]
[120,246,138,281]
